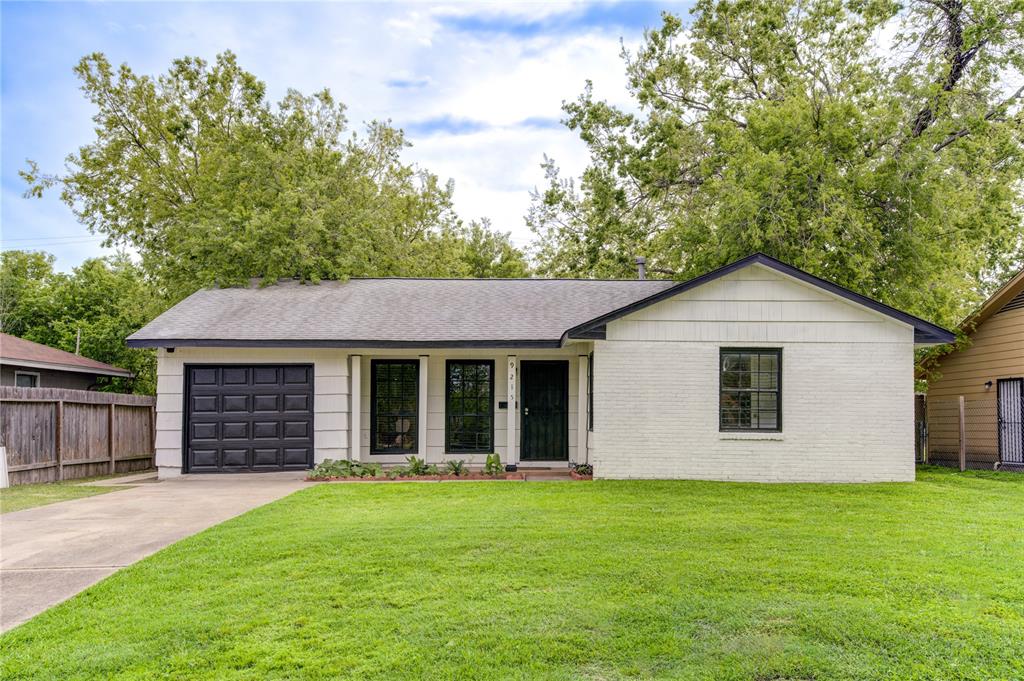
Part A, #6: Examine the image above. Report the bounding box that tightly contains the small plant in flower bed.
[483,454,504,476]
[573,458,598,475]
[308,459,381,480]
[445,459,467,476]
[388,456,442,479]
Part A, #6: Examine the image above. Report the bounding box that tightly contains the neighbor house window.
[15,372,39,388]
[720,349,781,431]
[370,360,419,454]
[446,360,494,453]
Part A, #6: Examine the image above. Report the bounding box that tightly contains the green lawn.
[0,474,139,514]
[2,467,1022,680]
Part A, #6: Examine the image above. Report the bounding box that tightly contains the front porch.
[347,347,592,469]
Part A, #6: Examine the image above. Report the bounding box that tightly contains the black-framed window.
[445,360,494,453]
[370,360,419,454]
[720,349,781,431]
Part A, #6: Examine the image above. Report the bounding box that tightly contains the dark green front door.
[520,361,569,461]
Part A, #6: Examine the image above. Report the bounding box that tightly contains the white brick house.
[128,254,953,482]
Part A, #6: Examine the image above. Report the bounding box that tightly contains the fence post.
[55,400,64,482]
[958,395,966,472]
[108,403,116,474]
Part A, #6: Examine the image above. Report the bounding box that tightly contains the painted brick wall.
[592,266,916,482]
[593,340,915,482]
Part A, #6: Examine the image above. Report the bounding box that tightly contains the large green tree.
[23,52,527,299]
[0,250,161,393]
[529,0,1024,327]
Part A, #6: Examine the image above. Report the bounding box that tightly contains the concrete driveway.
[0,472,307,632]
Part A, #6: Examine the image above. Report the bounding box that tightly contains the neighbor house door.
[997,378,1024,466]
[520,361,569,462]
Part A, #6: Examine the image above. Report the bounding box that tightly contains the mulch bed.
[306,472,527,483]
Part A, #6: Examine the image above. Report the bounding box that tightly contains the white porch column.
[418,355,429,462]
[349,355,361,461]
[506,355,518,467]
[577,354,590,464]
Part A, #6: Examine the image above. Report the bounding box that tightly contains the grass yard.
[0,475,139,514]
[2,467,1022,680]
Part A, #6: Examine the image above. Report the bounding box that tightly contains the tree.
[0,251,161,394]
[529,0,1024,328]
[23,52,527,300]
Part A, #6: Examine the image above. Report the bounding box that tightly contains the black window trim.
[444,359,495,454]
[370,358,420,455]
[719,347,782,433]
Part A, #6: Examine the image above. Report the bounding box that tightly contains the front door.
[520,361,569,461]
[997,378,1024,465]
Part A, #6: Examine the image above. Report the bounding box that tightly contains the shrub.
[308,459,381,479]
[572,463,594,476]
[445,459,466,476]
[484,453,503,476]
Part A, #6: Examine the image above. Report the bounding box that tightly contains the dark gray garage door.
[185,364,314,472]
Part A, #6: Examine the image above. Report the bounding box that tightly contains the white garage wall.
[593,264,916,482]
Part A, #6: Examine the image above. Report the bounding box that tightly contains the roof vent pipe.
[635,256,647,280]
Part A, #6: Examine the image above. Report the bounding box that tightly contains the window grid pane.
[446,361,494,453]
[371,361,419,454]
[719,349,781,432]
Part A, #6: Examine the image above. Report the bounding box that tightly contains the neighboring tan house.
[923,267,1024,469]
[126,253,953,482]
[0,333,132,390]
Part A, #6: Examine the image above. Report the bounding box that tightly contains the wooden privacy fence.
[0,387,155,486]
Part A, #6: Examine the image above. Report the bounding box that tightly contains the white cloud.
[2,1,652,269]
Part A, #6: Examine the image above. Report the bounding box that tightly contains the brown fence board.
[1,387,154,486]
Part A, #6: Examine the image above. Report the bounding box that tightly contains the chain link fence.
[921,396,1000,470]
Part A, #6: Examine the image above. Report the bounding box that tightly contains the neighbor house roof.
[126,253,955,349]
[0,333,132,377]
[959,265,1024,332]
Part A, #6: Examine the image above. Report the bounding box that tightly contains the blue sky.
[1,1,693,271]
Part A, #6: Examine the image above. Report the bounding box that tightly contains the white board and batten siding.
[593,264,916,482]
[153,346,587,477]
[154,348,349,477]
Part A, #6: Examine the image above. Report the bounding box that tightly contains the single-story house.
[922,266,1024,469]
[0,333,132,390]
[127,253,953,482]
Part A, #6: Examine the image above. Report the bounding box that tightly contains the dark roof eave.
[126,338,565,349]
[563,253,956,345]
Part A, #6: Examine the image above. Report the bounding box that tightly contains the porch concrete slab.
[0,472,306,632]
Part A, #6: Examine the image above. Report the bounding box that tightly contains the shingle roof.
[127,278,678,348]
[0,333,132,376]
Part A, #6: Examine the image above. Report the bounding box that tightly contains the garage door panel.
[191,422,218,440]
[253,448,280,467]
[191,368,218,385]
[222,422,249,439]
[185,364,313,473]
[222,367,249,385]
[253,395,280,412]
[283,366,311,385]
[221,449,249,467]
[222,395,250,412]
[254,367,279,384]
[191,395,218,413]
[283,394,310,412]
[283,447,311,465]
[191,449,219,468]
[253,421,280,439]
